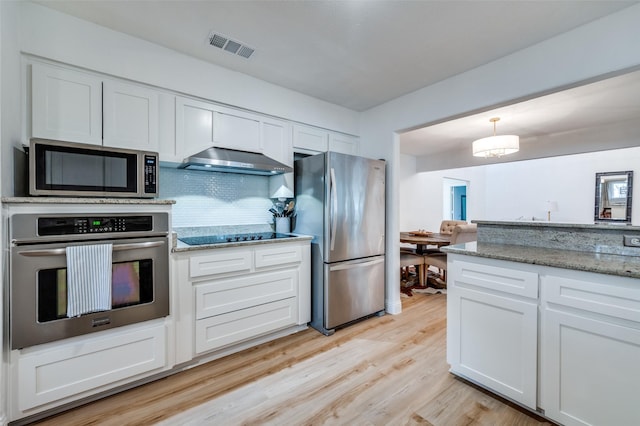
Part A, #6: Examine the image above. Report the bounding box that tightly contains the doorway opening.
[443,178,468,221]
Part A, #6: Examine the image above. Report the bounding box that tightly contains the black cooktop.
[179,232,292,246]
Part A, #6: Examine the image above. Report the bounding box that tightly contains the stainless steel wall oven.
[9,212,170,349]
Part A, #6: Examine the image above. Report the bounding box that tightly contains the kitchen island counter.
[444,220,640,425]
[443,241,640,279]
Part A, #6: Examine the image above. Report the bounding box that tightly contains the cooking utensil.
[284,200,295,216]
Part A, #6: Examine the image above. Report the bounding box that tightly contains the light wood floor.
[33,293,552,426]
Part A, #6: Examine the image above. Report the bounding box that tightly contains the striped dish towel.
[66,244,113,317]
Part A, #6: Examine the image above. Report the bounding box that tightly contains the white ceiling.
[34,0,640,160]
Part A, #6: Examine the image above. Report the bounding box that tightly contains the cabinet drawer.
[195,269,297,319]
[17,322,166,411]
[449,257,538,299]
[189,250,252,278]
[255,245,302,269]
[195,298,297,354]
[543,274,640,323]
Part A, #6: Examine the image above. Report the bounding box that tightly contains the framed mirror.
[595,171,633,223]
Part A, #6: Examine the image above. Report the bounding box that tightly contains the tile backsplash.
[159,168,274,228]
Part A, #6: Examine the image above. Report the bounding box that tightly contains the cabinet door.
[448,285,538,409]
[15,322,166,412]
[31,63,102,145]
[262,117,292,166]
[292,124,328,153]
[213,107,261,152]
[157,93,178,162]
[103,80,159,151]
[329,133,359,155]
[195,298,297,354]
[541,308,640,426]
[175,96,216,158]
[195,270,297,319]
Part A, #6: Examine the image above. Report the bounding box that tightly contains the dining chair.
[400,250,426,287]
[423,223,477,285]
[417,220,468,255]
[439,220,468,234]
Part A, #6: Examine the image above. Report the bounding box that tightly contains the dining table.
[400,231,451,254]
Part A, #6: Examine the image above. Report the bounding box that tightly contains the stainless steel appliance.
[179,146,292,175]
[179,232,292,245]
[294,152,385,335]
[29,138,159,198]
[9,212,170,349]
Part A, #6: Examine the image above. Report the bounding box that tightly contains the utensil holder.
[275,217,290,234]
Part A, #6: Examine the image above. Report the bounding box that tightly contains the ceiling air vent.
[207,31,254,59]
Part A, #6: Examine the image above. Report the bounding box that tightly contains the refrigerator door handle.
[330,167,338,251]
[329,257,385,271]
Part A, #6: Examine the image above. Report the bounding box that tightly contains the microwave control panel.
[38,215,153,236]
[144,154,157,195]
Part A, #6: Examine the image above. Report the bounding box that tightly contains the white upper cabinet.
[103,81,159,151]
[31,62,103,145]
[31,62,351,165]
[174,96,293,165]
[262,117,292,167]
[31,62,159,151]
[293,124,359,156]
[329,132,359,155]
[175,96,216,158]
[292,124,329,153]
[157,93,178,162]
[213,106,261,152]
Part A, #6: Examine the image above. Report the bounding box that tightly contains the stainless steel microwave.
[29,139,158,198]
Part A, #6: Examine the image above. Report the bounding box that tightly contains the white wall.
[401,147,640,232]
[360,4,640,315]
[399,154,487,232]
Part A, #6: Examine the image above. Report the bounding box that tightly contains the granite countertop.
[1,197,175,205]
[443,241,640,279]
[173,234,312,252]
[474,219,640,231]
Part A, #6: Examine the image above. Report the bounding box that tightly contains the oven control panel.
[38,215,154,236]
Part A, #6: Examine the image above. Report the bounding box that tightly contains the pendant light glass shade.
[472,117,519,158]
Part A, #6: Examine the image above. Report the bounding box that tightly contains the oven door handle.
[18,241,165,257]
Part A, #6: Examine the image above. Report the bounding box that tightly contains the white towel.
[66,244,113,317]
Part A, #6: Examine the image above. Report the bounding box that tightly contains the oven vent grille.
[207,31,254,59]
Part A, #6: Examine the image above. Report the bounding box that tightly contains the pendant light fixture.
[472,117,519,158]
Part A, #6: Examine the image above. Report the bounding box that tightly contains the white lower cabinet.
[449,253,640,425]
[196,298,297,354]
[9,320,168,420]
[174,240,311,363]
[447,255,539,410]
[540,272,640,426]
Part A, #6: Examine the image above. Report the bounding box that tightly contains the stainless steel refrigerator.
[294,152,386,335]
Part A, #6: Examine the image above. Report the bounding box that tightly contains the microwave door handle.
[18,241,165,257]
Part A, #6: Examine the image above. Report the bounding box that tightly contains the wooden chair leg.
[417,264,425,286]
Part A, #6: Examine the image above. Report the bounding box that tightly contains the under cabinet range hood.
[179,147,292,175]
